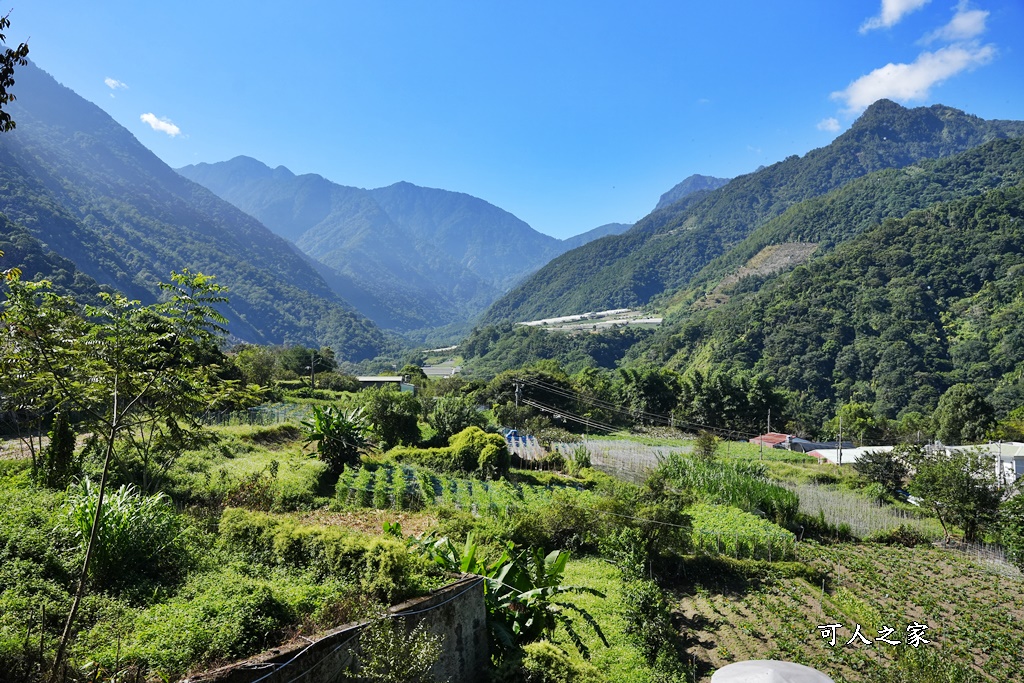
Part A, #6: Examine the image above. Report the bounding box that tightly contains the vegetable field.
[676,542,1024,682]
[689,504,797,561]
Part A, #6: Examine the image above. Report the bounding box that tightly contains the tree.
[232,343,278,386]
[279,345,336,386]
[934,383,995,445]
[0,11,29,133]
[825,402,884,444]
[356,386,421,450]
[909,446,1004,542]
[616,365,680,426]
[428,394,485,442]
[1,270,251,676]
[693,431,719,462]
[853,445,910,495]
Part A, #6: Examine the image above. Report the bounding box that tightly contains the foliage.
[65,478,186,591]
[303,405,370,473]
[998,493,1024,572]
[657,453,799,525]
[566,445,592,476]
[853,446,910,495]
[692,431,718,461]
[620,579,679,667]
[450,426,510,476]
[688,503,797,561]
[428,394,486,442]
[909,447,1005,542]
[356,612,444,683]
[356,387,422,450]
[515,640,603,683]
[629,143,1024,430]
[416,534,608,660]
[218,508,427,601]
[36,412,81,489]
[0,11,29,133]
[933,383,995,445]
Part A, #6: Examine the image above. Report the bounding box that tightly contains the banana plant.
[412,530,608,658]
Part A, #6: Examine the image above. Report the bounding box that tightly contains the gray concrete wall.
[182,575,487,683]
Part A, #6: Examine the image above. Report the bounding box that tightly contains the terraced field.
[674,542,1024,682]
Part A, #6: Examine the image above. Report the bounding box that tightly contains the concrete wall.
[183,575,487,683]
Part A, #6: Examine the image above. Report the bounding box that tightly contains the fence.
[200,403,312,427]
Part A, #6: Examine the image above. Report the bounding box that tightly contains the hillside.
[654,173,730,211]
[640,182,1024,427]
[179,158,606,333]
[0,61,388,360]
[480,101,1024,325]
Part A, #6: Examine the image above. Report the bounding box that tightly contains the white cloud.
[817,117,841,132]
[921,1,988,44]
[104,77,128,90]
[861,0,932,33]
[830,42,995,112]
[140,113,182,137]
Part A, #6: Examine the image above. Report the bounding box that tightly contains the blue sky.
[10,1,1024,239]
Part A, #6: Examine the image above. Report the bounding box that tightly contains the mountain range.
[177,158,634,335]
[479,100,1024,326]
[0,61,387,360]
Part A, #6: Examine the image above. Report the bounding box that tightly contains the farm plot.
[334,464,558,515]
[674,542,1024,682]
[789,483,943,540]
[689,504,797,561]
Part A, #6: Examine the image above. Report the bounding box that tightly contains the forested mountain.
[179,158,578,332]
[633,182,1024,430]
[560,222,632,251]
[654,174,730,211]
[0,61,388,361]
[481,100,1024,325]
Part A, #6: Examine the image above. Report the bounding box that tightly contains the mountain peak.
[655,174,731,211]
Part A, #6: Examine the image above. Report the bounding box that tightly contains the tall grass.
[658,454,800,525]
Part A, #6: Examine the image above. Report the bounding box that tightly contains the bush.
[65,479,188,592]
[621,579,678,666]
[450,427,510,475]
[866,524,933,547]
[387,445,467,474]
[218,508,427,601]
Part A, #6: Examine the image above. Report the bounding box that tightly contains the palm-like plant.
[302,405,371,473]
[417,532,608,659]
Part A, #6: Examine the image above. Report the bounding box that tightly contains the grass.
[551,557,664,683]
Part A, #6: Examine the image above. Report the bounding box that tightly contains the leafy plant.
[303,405,371,473]
[356,611,444,683]
[415,533,608,660]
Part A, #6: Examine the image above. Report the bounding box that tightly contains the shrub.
[65,478,187,591]
[621,579,678,666]
[37,412,80,489]
[218,508,425,601]
[866,524,933,547]
[387,446,467,474]
[450,426,510,474]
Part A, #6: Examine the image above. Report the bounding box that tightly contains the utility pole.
[838,414,843,466]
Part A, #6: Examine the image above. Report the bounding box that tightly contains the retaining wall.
[183,575,487,683]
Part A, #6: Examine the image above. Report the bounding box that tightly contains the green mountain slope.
[641,182,1024,427]
[665,136,1024,313]
[0,61,387,360]
[481,100,1024,325]
[178,158,568,332]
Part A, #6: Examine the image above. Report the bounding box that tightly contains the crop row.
[688,503,797,561]
[335,464,541,515]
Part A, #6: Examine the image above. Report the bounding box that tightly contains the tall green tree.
[934,383,995,445]
[356,386,421,450]
[909,446,1004,542]
[1,269,250,676]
